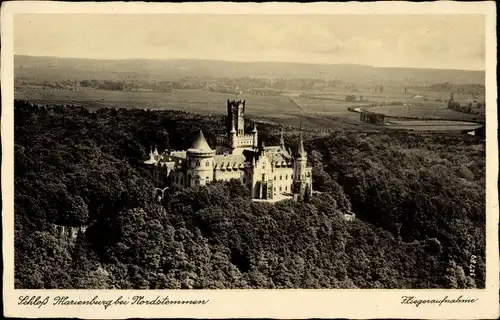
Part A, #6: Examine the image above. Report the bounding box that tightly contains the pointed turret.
[188,130,213,153]
[252,122,258,133]
[296,134,306,159]
[293,131,310,200]
[186,130,214,188]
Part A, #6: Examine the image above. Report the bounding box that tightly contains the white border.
[2,2,498,319]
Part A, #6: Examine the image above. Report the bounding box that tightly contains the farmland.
[14,85,376,130]
[15,83,486,133]
[14,55,486,134]
[367,104,484,122]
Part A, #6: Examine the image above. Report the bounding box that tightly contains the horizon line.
[14,54,486,73]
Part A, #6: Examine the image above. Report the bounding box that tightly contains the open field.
[384,119,483,132]
[14,55,486,134]
[367,104,485,122]
[15,85,378,130]
[15,84,486,133]
[15,85,297,115]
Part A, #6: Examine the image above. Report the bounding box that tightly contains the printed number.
[469,255,477,277]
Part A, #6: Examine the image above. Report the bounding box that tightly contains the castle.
[144,99,313,201]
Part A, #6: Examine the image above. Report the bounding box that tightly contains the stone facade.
[144,99,313,201]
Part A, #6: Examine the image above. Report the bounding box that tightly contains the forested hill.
[14,100,485,289]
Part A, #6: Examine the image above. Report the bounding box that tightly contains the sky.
[14,14,485,70]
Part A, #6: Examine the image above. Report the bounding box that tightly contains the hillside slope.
[15,55,485,84]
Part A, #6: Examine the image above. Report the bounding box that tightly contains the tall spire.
[297,133,306,159]
[279,127,285,149]
[296,122,305,159]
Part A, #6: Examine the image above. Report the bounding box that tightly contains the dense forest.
[14,100,485,289]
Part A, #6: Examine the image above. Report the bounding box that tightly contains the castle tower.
[250,156,260,199]
[186,130,215,187]
[227,99,245,136]
[293,134,309,199]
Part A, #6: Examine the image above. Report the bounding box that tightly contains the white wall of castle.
[269,167,295,195]
[150,157,311,199]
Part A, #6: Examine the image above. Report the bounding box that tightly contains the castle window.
[261,174,265,181]
[280,175,282,180]
[206,161,210,167]
[285,174,288,180]
[196,161,200,167]
[291,174,294,180]
[285,186,288,191]
[274,187,276,191]
[274,176,276,180]
[279,186,282,191]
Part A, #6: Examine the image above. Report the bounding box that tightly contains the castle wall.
[269,167,295,195]
[235,136,254,147]
[171,172,186,191]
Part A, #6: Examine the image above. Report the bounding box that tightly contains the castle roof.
[214,154,246,170]
[188,130,213,153]
[266,150,292,166]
